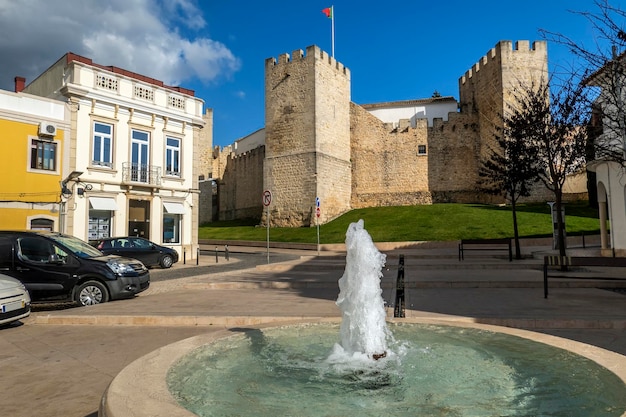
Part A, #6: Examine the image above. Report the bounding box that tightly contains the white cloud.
[0,0,240,90]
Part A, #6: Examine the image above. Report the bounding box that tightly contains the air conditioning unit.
[39,122,57,137]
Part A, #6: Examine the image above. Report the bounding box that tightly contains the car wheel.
[159,254,174,268]
[75,280,109,306]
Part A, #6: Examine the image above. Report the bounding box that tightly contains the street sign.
[316,207,321,218]
[262,190,272,207]
[316,197,320,207]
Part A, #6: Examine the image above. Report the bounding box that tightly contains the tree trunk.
[555,190,567,265]
[511,199,522,259]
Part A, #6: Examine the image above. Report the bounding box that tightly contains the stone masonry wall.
[350,103,432,208]
[264,45,351,227]
[427,112,483,202]
[216,146,265,221]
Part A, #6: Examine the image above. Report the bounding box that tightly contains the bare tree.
[540,0,626,167]
[519,80,589,257]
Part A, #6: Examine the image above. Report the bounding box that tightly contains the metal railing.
[394,254,405,318]
[121,162,161,186]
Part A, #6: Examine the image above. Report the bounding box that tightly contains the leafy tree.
[478,102,540,259]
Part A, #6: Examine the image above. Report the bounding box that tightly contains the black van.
[0,231,150,306]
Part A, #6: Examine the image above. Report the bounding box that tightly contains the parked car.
[0,273,31,326]
[0,231,150,306]
[91,237,179,268]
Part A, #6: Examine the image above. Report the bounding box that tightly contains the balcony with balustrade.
[121,162,161,189]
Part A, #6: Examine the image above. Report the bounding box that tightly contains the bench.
[543,255,626,298]
[458,238,512,262]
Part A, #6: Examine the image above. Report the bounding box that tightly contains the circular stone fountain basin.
[99,318,626,417]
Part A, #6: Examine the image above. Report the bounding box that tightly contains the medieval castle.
[200,40,587,227]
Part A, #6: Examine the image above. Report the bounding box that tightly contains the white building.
[360,96,458,127]
[19,53,210,260]
[586,55,626,256]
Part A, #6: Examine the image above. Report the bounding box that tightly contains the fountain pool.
[99,220,626,416]
[167,322,626,417]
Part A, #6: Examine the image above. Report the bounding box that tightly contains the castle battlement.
[265,45,350,77]
[227,146,264,161]
[383,117,429,132]
[460,40,547,85]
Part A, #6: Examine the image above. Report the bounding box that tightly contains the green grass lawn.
[198,201,601,244]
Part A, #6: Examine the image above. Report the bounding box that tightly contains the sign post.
[263,190,272,263]
[315,197,321,256]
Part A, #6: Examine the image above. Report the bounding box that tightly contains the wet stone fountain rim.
[98,317,626,417]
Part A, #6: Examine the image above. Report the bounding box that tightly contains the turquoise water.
[167,323,626,417]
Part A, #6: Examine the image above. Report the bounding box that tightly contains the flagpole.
[331,5,335,58]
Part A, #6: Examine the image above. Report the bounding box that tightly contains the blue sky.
[0,1,622,147]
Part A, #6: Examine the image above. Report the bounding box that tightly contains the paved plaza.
[0,240,624,417]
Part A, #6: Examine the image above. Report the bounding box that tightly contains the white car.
[0,273,31,326]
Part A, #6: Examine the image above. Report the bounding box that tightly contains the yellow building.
[0,85,69,231]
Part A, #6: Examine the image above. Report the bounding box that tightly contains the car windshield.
[47,234,104,259]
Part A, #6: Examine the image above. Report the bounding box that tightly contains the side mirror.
[48,254,64,264]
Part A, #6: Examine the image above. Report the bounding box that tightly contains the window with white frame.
[165,137,181,176]
[418,145,427,155]
[30,139,57,171]
[93,122,113,167]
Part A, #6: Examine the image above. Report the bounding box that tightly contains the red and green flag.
[321,6,335,57]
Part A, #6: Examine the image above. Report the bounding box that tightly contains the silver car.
[0,273,31,326]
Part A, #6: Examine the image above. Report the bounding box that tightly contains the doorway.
[128,200,150,239]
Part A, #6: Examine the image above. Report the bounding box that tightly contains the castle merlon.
[264,45,350,77]
[459,40,547,85]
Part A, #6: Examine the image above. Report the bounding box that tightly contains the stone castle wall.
[427,112,483,202]
[206,40,586,226]
[350,103,432,208]
[213,146,265,221]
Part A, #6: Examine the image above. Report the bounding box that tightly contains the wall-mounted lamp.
[60,170,84,197]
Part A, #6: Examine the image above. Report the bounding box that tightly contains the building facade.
[587,54,626,256]
[0,87,69,231]
[19,53,210,259]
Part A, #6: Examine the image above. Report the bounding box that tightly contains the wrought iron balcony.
[122,162,161,186]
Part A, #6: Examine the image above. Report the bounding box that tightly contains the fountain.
[335,219,391,361]
[100,220,626,417]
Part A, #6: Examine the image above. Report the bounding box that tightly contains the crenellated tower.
[458,40,548,162]
[264,45,351,227]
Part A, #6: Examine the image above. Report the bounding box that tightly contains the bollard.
[582,232,586,248]
[215,246,219,263]
[394,255,405,318]
[196,247,200,265]
[183,248,186,265]
[225,245,229,261]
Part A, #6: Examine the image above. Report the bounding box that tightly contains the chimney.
[14,76,25,93]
